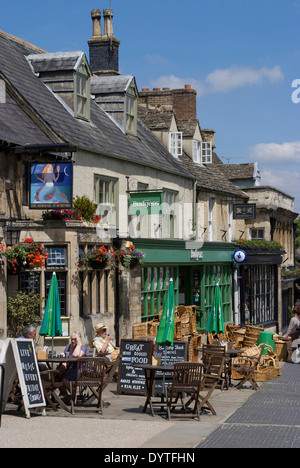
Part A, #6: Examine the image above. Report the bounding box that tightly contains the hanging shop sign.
[233,204,256,220]
[233,250,247,264]
[129,191,163,215]
[29,162,73,209]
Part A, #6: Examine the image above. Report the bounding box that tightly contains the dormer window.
[169,132,182,158]
[75,62,91,121]
[193,140,212,164]
[125,83,138,135]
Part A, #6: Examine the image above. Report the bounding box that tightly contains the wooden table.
[132,363,174,416]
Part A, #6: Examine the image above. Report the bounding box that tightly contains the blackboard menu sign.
[154,341,187,393]
[14,339,45,408]
[117,339,153,394]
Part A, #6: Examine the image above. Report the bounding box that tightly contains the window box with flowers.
[116,245,145,270]
[77,246,113,271]
[42,195,101,224]
[234,239,283,252]
[0,238,49,275]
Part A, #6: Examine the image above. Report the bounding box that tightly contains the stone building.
[0,25,195,349]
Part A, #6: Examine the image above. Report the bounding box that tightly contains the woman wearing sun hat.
[92,323,119,361]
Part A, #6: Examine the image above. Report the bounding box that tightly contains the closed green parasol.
[39,272,62,353]
[156,278,175,347]
[205,282,225,335]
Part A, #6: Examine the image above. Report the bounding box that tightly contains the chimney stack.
[91,9,102,37]
[138,85,197,119]
[201,129,216,149]
[103,9,114,38]
[88,8,120,76]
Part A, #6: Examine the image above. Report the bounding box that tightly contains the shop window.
[244,265,276,324]
[141,266,179,321]
[202,265,232,329]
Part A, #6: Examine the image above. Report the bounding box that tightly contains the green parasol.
[39,272,62,354]
[156,278,175,347]
[205,282,225,335]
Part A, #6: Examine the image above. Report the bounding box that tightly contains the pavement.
[0,362,299,450]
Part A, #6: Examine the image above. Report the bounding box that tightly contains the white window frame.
[125,84,138,135]
[169,132,182,158]
[74,65,90,121]
[163,190,178,239]
[193,140,201,164]
[200,141,212,164]
[94,175,118,227]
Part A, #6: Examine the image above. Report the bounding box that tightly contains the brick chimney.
[201,129,216,149]
[172,85,197,120]
[138,84,197,119]
[88,8,120,76]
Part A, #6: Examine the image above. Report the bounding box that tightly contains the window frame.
[94,175,119,229]
[74,62,90,121]
[124,83,138,135]
[169,132,183,158]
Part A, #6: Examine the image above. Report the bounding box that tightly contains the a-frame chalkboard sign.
[0,338,45,419]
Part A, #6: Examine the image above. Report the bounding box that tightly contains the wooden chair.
[202,344,230,390]
[232,345,265,390]
[164,362,202,421]
[197,355,226,415]
[70,357,107,414]
[40,369,70,412]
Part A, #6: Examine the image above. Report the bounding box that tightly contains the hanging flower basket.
[77,246,113,271]
[117,245,145,270]
[0,238,49,275]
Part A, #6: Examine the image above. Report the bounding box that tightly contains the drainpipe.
[192,181,197,236]
[233,263,240,325]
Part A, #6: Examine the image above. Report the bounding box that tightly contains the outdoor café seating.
[70,357,107,414]
[201,344,230,390]
[164,362,202,421]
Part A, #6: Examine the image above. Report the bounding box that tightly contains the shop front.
[133,239,234,331]
[237,250,283,331]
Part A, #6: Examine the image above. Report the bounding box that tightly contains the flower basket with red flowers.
[77,246,113,271]
[116,245,145,270]
[0,238,49,275]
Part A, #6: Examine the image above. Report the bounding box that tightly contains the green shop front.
[133,239,235,332]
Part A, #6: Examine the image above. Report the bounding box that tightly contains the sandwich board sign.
[0,339,45,419]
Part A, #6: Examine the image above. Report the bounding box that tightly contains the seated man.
[92,323,119,362]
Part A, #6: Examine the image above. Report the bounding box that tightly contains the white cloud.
[249,141,300,163]
[150,66,284,96]
[205,66,284,94]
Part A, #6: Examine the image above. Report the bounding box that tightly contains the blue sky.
[1,0,300,213]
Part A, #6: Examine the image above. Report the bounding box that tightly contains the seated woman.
[61,332,88,392]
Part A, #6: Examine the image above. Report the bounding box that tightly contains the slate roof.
[27,52,85,73]
[179,152,248,199]
[215,163,256,180]
[137,106,246,198]
[0,93,52,146]
[177,119,199,137]
[91,75,134,94]
[137,106,174,131]
[0,31,194,179]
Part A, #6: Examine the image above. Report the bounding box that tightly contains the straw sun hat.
[95,322,107,332]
